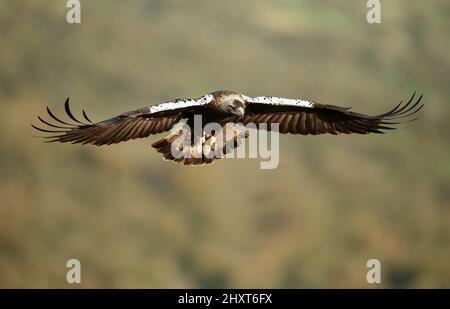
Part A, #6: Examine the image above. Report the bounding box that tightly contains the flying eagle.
[32,90,423,165]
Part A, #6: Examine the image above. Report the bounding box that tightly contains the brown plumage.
[32,91,424,165]
[241,97,423,135]
[33,99,179,146]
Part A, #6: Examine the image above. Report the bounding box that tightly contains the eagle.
[32,90,423,165]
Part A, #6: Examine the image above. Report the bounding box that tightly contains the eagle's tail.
[151,123,247,166]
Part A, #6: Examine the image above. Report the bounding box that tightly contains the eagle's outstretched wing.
[241,93,423,134]
[32,95,213,145]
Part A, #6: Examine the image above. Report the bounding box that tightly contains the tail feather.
[151,123,247,166]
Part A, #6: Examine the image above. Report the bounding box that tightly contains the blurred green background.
[0,0,449,288]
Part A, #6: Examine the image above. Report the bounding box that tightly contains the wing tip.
[32,98,99,144]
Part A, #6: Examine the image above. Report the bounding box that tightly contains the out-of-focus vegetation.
[0,0,449,288]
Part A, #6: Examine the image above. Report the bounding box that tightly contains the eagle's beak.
[234,106,245,118]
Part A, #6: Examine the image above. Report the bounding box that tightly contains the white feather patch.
[148,94,214,114]
[242,95,314,108]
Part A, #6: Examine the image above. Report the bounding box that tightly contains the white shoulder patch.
[242,95,314,108]
[148,94,214,114]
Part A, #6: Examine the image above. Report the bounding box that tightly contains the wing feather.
[32,95,213,146]
[240,93,423,135]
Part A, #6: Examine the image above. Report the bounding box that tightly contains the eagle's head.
[214,91,246,118]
